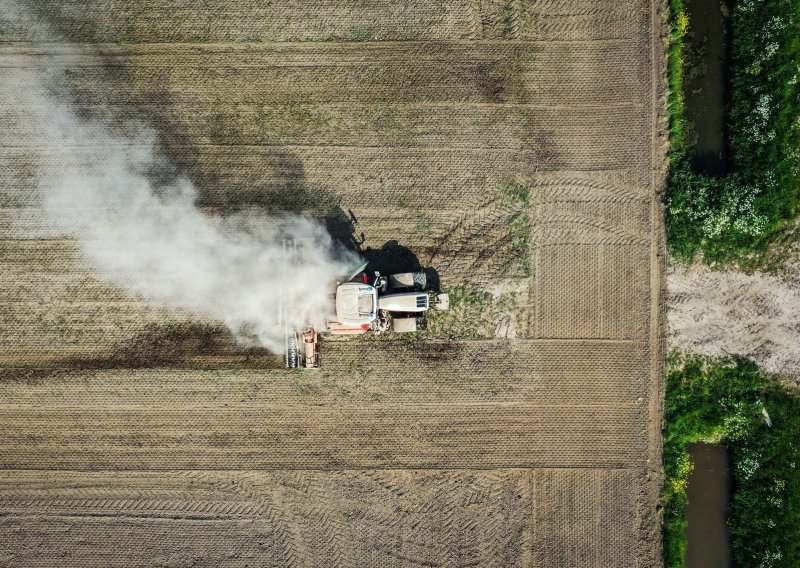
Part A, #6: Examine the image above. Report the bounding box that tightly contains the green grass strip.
[666,0,688,157]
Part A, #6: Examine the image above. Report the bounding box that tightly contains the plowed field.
[0,1,666,566]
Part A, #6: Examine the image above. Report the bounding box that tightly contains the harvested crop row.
[0,339,649,404]
[0,467,641,567]
[2,0,644,43]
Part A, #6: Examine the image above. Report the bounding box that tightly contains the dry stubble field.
[0,1,665,566]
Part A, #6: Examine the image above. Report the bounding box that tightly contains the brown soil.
[0,0,666,566]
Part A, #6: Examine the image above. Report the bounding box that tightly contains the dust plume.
[668,263,800,380]
[1,5,359,353]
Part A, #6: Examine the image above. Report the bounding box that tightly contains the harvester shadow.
[323,210,441,292]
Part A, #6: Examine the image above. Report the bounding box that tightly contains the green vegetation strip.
[666,0,800,262]
[663,355,800,567]
[667,0,688,155]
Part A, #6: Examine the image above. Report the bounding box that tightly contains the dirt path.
[668,262,800,380]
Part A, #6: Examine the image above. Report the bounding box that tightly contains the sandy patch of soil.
[668,261,800,379]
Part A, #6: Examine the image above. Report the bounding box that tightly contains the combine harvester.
[282,239,449,369]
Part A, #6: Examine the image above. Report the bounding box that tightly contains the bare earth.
[669,262,800,381]
[0,1,666,566]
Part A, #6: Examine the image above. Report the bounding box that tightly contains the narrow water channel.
[685,443,733,568]
[684,0,730,175]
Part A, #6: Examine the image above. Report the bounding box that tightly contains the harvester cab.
[326,267,449,336]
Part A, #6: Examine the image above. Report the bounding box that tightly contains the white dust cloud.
[2,5,359,353]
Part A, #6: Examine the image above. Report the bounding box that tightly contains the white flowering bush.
[736,453,762,481]
[701,178,769,239]
[759,549,783,568]
[667,164,770,257]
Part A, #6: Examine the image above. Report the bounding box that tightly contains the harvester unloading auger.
[281,239,449,368]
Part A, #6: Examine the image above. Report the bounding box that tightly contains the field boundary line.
[642,0,668,564]
[0,102,645,111]
[0,402,645,410]
[1,141,647,151]
[0,39,640,51]
[0,466,649,473]
[0,513,263,522]
[0,466,646,474]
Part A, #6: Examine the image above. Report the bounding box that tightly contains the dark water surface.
[684,0,730,175]
[685,443,733,568]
